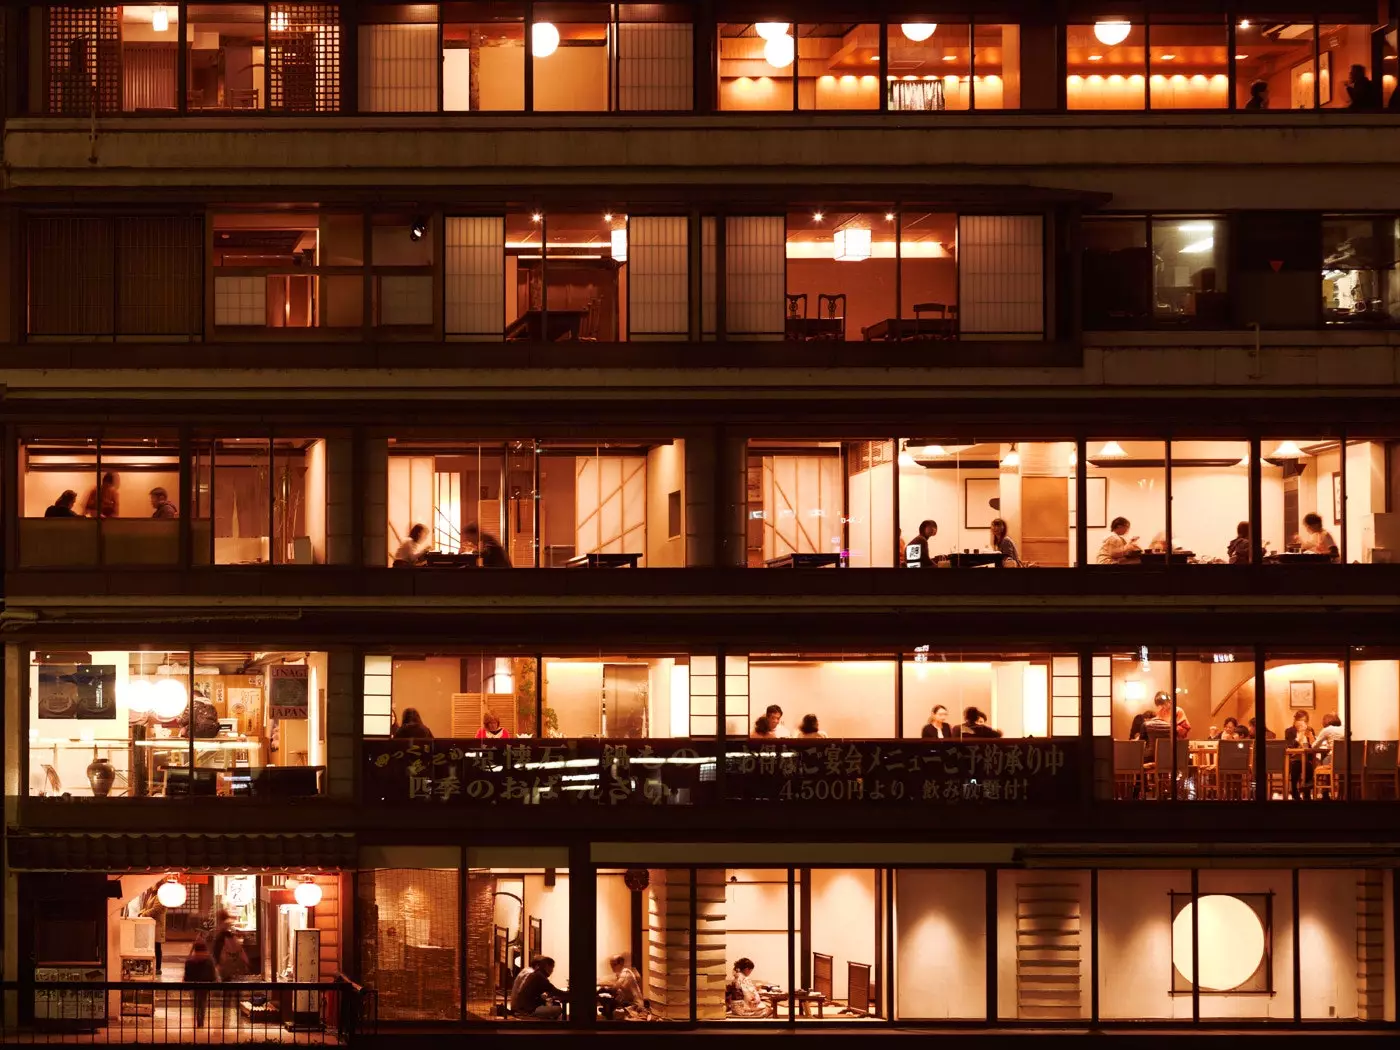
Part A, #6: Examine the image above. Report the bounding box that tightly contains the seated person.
[599,953,645,1017]
[751,715,774,739]
[922,704,952,739]
[1211,716,1242,741]
[904,520,941,568]
[959,706,1003,738]
[1227,521,1251,564]
[1314,712,1343,763]
[510,955,567,1020]
[1294,513,1338,560]
[464,522,512,567]
[393,523,430,567]
[44,490,80,518]
[727,958,774,1018]
[1096,517,1141,564]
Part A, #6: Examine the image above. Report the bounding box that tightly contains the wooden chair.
[1362,740,1399,800]
[1338,740,1366,800]
[812,952,834,1003]
[844,961,874,1016]
[1215,740,1252,800]
[816,293,846,340]
[1312,749,1338,800]
[1112,740,1146,799]
[945,303,959,338]
[907,302,946,340]
[1263,739,1288,800]
[1152,737,1185,799]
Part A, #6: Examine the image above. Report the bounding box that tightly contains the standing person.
[1346,63,1381,109]
[139,889,168,974]
[476,711,511,740]
[764,704,793,738]
[1097,517,1141,564]
[183,939,217,1028]
[922,704,952,739]
[989,518,1021,566]
[904,519,939,568]
[1244,79,1269,109]
[393,708,433,740]
[149,487,178,519]
[463,522,512,567]
[798,714,826,739]
[1295,513,1338,560]
[45,490,80,518]
[1227,521,1251,564]
[83,471,120,518]
[393,523,430,567]
[211,910,248,983]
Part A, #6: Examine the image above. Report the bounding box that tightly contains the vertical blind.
[445,216,505,338]
[958,215,1044,335]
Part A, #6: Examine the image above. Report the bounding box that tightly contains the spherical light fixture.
[1172,895,1265,991]
[152,677,187,721]
[532,21,560,59]
[764,32,795,69]
[755,23,789,41]
[125,678,154,717]
[157,879,187,909]
[293,878,323,909]
[1094,21,1132,46]
[901,24,937,42]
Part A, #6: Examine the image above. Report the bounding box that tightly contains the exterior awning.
[4,830,356,872]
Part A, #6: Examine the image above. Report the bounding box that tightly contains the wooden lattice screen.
[268,4,341,113]
[46,6,121,115]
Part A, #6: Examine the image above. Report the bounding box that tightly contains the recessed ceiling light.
[884,213,895,221]
[603,212,612,222]
[813,211,824,222]
[1238,20,1251,29]
[1159,54,1176,61]
[868,54,879,62]
[1235,54,1248,59]
[943,55,956,61]
[1088,54,1103,61]
[530,213,542,223]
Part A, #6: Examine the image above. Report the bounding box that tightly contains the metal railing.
[0,976,376,1046]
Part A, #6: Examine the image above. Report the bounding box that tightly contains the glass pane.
[1152,217,1227,324]
[467,865,569,1019]
[359,4,440,112]
[799,24,878,110]
[785,209,894,343]
[903,649,1079,739]
[745,654,896,738]
[718,22,793,111]
[975,23,1018,108]
[596,868,692,1021]
[1082,218,1150,327]
[119,4,179,111]
[1148,22,1227,109]
[532,7,608,111]
[363,868,461,1019]
[542,654,691,738]
[542,213,622,339]
[186,3,268,111]
[1264,649,1342,800]
[1170,440,1249,563]
[1066,22,1145,109]
[1195,871,1290,1018]
[1299,868,1392,1016]
[1349,647,1400,801]
[1234,18,1316,109]
[1097,870,1191,1018]
[1322,24,1380,109]
[894,869,985,1018]
[897,211,958,333]
[1260,437,1338,562]
[1322,215,1400,326]
[722,868,792,1020]
[19,437,99,567]
[444,3,526,111]
[1088,440,1164,563]
[746,442,845,567]
[886,22,966,111]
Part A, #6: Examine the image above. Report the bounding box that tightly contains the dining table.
[861,316,954,341]
[785,317,844,341]
[504,308,589,342]
[565,553,641,568]
[759,989,826,1018]
[765,552,844,568]
[1263,552,1335,564]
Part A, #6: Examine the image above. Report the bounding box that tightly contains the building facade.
[2,0,1400,1042]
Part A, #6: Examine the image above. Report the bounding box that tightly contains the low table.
[943,552,1004,568]
[765,553,844,568]
[760,989,827,1017]
[422,552,480,568]
[566,553,641,568]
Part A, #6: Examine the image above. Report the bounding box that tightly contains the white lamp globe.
[901,24,937,42]
[125,678,154,717]
[764,33,795,69]
[157,880,187,909]
[1094,21,1132,46]
[294,879,323,908]
[152,678,187,721]
[532,21,560,59]
[755,23,789,41]
[152,5,169,33]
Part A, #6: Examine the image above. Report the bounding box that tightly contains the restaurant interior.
[360,859,1395,1023]
[385,438,683,568]
[26,648,328,799]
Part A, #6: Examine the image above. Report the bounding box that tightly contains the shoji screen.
[725,216,785,339]
[760,454,842,559]
[359,24,439,112]
[958,215,1045,337]
[616,21,693,110]
[576,456,648,558]
[445,217,505,339]
[628,216,688,340]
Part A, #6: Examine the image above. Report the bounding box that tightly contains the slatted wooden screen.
[724,216,784,338]
[121,45,177,110]
[958,214,1045,336]
[616,21,692,110]
[28,217,115,335]
[46,6,121,115]
[445,217,505,338]
[359,23,437,112]
[116,216,203,335]
[269,4,341,112]
[451,692,517,737]
[360,868,460,1021]
[627,216,688,339]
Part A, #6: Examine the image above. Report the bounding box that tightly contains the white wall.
[1297,870,1361,1019]
[1097,869,1192,1020]
[898,464,1000,554]
[521,873,571,987]
[902,662,994,736]
[725,870,792,989]
[646,441,686,567]
[996,870,1091,1019]
[304,438,327,563]
[1197,870,1294,1020]
[543,661,604,738]
[390,657,460,737]
[596,872,633,983]
[895,869,985,1019]
[748,661,896,738]
[809,869,877,1003]
[848,460,894,567]
[1350,660,1400,739]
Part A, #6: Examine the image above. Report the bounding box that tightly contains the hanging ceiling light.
[920,444,950,459]
[152,677,187,722]
[1001,443,1021,469]
[152,4,169,32]
[833,227,872,262]
[293,877,323,909]
[1095,440,1128,459]
[755,23,790,41]
[156,878,187,909]
[1093,21,1132,46]
[764,32,795,69]
[898,449,918,468]
[125,678,154,717]
[901,24,937,42]
[609,228,628,263]
[1268,440,1308,459]
[532,21,560,59]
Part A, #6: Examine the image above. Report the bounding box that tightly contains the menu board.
[269,666,309,719]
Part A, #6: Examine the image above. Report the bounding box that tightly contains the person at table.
[1295,513,1338,560]
[765,704,794,738]
[1346,63,1381,110]
[476,710,511,740]
[600,952,644,1014]
[1211,716,1242,741]
[393,523,430,567]
[45,490,80,518]
[1284,710,1317,799]
[905,519,940,568]
[960,706,1003,738]
[1314,712,1343,764]
[1227,521,1252,564]
[463,521,512,567]
[1248,717,1275,740]
[727,958,774,1018]
[1097,517,1141,564]
[1244,79,1269,110]
[1127,706,1156,741]
[83,471,120,518]
[1136,696,1174,742]
[1174,707,1192,740]
[988,518,1022,566]
[751,715,774,739]
[394,707,433,740]
[511,955,567,1020]
[798,714,827,739]
[149,487,178,519]
[1148,530,1168,553]
[922,704,952,739]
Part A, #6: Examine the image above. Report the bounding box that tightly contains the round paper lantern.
[157,879,187,909]
[532,21,560,59]
[1094,21,1132,46]
[152,678,187,721]
[755,23,789,41]
[125,678,154,717]
[764,33,795,69]
[1172,894,1265,991]
[901,24,937,42]
[294,878,323,908]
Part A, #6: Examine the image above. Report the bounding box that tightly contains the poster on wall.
[37,664,118,719]
[269,665,309,719]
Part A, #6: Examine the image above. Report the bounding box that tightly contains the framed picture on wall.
[1331,471,1342,525]
[1068,477,1108,530]
[1289,680,1315,709]
[964,478,1000,530]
